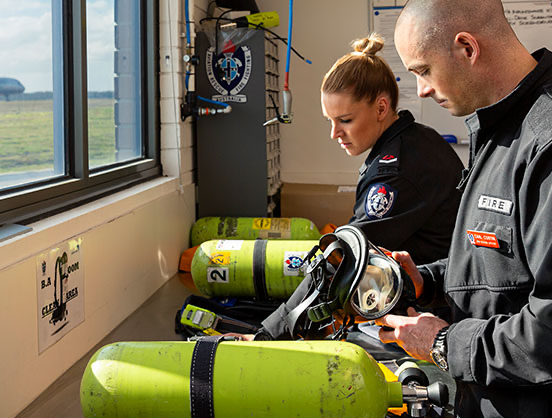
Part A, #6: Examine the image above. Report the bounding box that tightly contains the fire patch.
[364,183,397,219]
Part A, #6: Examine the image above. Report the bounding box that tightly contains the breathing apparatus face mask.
[305,225,416,324]
[350,253,403,318]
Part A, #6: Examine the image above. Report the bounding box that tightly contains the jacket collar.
[359,110,415,175]
[466,48,552,135]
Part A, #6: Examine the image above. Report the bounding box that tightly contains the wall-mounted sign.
[36,238,84,353]
[206,40,252,103]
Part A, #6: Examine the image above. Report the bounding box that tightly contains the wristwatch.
[430,325,450,371]
[253,328,274,341]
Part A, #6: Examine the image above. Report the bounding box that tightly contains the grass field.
[0,98,116,174]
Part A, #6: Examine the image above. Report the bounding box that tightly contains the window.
[0,0,159,227]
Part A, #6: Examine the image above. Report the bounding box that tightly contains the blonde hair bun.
[321,32,398,112]
[351,33,384,56]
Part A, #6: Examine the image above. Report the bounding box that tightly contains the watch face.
[254,331,272,341]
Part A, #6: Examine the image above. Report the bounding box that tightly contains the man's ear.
[453,32,480,65]
[376,95,391,121]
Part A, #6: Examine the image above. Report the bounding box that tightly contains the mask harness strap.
[330,314,354,341]
[283,240,343,337]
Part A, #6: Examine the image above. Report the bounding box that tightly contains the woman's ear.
[453,31,480,66]
[376,95,391,121]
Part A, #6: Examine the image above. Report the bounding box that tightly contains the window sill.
[0,176,180,273]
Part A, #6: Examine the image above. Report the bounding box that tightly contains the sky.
[0,0,117,92]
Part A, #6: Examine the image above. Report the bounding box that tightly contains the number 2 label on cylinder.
[207,267,229,283]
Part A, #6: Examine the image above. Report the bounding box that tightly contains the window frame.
[0,0,160,226]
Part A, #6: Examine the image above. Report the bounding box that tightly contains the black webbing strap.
[253,239,269,301]
[190,335,225,418]
[284,280,322,336]
[284,240,344,336]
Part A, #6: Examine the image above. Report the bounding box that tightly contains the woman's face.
[321,92,386,156]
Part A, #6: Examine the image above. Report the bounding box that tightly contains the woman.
[321,34,463,265]
[222,35,465,342]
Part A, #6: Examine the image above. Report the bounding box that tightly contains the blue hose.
[198,95,230,108]
[185,0,191,90]
[285,0,293,74]
[184,0,226,108]
[185,0,191,47]
[185,72,191,90]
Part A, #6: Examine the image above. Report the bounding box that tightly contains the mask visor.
[350,254,402,319]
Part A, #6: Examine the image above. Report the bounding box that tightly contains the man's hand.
[376,307,449,362]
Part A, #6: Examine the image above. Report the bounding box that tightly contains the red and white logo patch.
[466,230,499,249]
[379,154,398,164]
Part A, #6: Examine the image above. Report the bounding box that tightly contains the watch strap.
[431,325,450,371]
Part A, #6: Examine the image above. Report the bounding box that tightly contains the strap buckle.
[307,302,332,322]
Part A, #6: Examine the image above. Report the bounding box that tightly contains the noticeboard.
[370,0,552,144]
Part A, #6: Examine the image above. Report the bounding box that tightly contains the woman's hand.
[390,250,424,299]
[223,333,255,341]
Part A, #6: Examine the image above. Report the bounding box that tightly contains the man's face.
[395,22,478,117]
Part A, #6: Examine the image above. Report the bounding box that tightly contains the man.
[377,0,552,416]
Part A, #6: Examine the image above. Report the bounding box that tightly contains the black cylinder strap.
[190,335,225,418]
[253,239,269,301]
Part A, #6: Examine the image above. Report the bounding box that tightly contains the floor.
[16,272,456,417]
[16,273,197,418]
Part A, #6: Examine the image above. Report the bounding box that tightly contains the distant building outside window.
[0,0,159,227]
[0,2,63,188]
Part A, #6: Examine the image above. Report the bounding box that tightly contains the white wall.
[0,180,195,418]
[255,0,369,185]
[0,1,201,416]
[256,0,468,185]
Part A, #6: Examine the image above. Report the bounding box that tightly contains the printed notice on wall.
[372,6,422,122]
[503,2,552,52]
[36,238,84,353]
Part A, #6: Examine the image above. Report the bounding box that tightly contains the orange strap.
[179,245,199,272]
[320,223,338,235]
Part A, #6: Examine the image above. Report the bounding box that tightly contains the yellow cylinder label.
[209,252,231,265]
[253,218,292,239]
[252,218,272,229]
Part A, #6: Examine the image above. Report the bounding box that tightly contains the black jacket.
[349,110,464,265]
[262,112,464,339]
[419,48,552,418]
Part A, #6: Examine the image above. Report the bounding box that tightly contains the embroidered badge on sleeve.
[364,183,397,220]
[379,154,398,164]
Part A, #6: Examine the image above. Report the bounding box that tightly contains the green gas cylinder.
[81,340,404,418]
[190,217,321,247]
[191,239,318,300]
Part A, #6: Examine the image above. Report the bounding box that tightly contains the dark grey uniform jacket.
[349,110,464,265]
[419,48,552,418]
